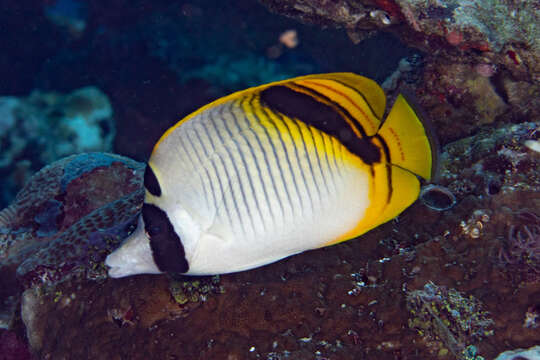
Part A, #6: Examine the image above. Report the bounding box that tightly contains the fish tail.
[377,93,438,181]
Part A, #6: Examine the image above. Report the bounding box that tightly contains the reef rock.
[259,0,540,142]
[5,120,539,359]
[259,0,539,53]
[0,152,144,289]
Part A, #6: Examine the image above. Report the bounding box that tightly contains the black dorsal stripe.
[290,82,373,139]
[259,85,381,165]
[374,134,393,203]
[144,164,162,197]
[142,203,189,274]
[330,79,382,122]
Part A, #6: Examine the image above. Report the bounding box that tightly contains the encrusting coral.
[0,152,144,287]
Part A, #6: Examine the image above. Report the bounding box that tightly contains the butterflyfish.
[105,73,437,277]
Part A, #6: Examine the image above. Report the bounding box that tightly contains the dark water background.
[0,0,417,209]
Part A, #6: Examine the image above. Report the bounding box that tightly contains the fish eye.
[144,222,161,237]
[148,225,161,236]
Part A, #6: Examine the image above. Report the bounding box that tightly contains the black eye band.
[144,164,162,197]
[142,203,189,274]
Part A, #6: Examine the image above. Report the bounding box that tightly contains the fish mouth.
[104,251,128,278]
[104,215,162,278]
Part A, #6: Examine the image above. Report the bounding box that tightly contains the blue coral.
[60,152,136,191]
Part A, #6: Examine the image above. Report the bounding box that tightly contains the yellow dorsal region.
[248,98,293,140]
[296,78,383,136]
[377,94,434,181]
[301,73,387,119]
[284,82,364,139]
[244,94,335,169]
[152,73,387,154]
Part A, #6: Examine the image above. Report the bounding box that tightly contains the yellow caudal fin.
[377,94,438,181]
[352,95,437,235]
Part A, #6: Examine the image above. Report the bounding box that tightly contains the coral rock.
[0,152,144,288]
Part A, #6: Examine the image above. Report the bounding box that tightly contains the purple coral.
[498,211,540,280]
